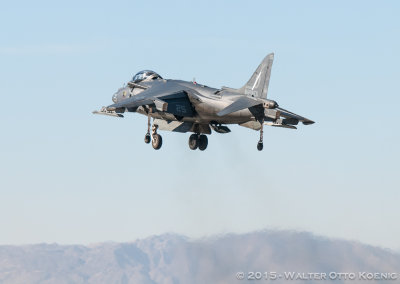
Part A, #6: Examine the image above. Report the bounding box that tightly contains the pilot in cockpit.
[112,71,163,103]
[131,70,163,83]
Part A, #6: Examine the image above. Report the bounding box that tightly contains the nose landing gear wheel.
[198,135,208,151]
[152,134,162,150]
[144,133,151,144]
[189,134,199,150]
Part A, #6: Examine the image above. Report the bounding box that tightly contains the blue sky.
[0,0,399,249]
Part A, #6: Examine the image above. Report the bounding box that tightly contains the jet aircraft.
[93,53,314,151]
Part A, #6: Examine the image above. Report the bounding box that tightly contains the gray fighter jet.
[93,53,314,151]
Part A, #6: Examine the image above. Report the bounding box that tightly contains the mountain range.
[0,230,399,283]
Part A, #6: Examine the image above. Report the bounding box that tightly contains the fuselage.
[94,56,314,151]
[112,78,257,125]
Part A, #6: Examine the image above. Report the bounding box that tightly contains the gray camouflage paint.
[94,53,314,135]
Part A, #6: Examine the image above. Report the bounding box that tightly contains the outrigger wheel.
[257,142,263,151]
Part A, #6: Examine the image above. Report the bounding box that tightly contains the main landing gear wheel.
[198,135,208,151]
[144,133,151,144]
[188,134,199,150]
[152,134,162,150]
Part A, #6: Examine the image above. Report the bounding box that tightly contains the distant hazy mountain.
[0,230,399,284]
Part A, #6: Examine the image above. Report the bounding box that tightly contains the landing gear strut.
[144,110,162,150]
[144,111,151,144]
[188,134,208,151]
[257,120,264,151]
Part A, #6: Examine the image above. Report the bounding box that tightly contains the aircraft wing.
[106,81,195,117]
[108,98,154,110]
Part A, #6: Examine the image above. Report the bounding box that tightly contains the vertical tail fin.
[239,53,274,99]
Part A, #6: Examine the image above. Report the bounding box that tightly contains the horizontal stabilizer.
[217,96,261,116]
[276,107,315,125]
[302,119,315,125]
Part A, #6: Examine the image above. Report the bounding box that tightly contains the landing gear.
[257,142,263,151]
[151,124,162,150]
[188,134,199,150]
[144,111,152,144]
[152,133,162,150]
[198,135,208,151]
[257,119,264,151]
[189,134,208,151]
[144,111,162,150]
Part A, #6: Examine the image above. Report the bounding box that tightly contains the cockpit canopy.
[131,70,162,83]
